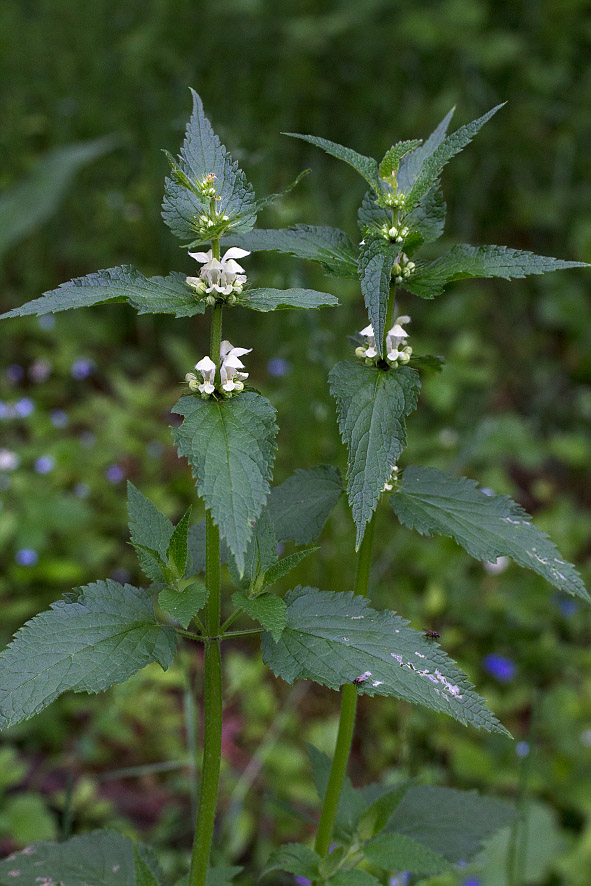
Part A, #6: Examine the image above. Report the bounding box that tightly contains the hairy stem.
[314,514,376,861]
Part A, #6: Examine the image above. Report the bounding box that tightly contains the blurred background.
[1,1,590,883]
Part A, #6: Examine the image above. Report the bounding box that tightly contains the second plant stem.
[314,513,376,860]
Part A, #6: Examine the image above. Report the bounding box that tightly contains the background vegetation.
[1,1,590,882]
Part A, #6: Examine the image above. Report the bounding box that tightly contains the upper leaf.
[238,287,338,312]
[261,843,320,880]
[284,132,383,193]
[127,482,175,582]
[166,507,192,578]
[162,89,256,241]
[262,587,509,734]
[267,465,343,545]
[223,225,359,278]
[397,107,455,194]
[158,581,208,629]
[0,266,203,321]
[357,236,400,356]
[379,140,423,181]
[404,186,447,250]
[392,467,589,599]
[362,832,452,874]
[227,508,278,591]
[232,591,287,642]
[404,244,589,299]
[0,581,177,729]
[172,392,278,574]
[329,362,421,548]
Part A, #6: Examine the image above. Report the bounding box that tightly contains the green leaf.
[329,362,421,548]
[187,521,231,574]
[387,785,517,863]
[318,846,347,879]
[362,832,452,874]
[327,872,382,886]
[408,353,445,373]
[404,186,447,249]
[358,190,391,232]
[262,587,508,734]
[0,581,177,729]
[404,243,589,299]
[253,168,311,213]
[284,132,383,193]
[166,506,192,578]
[0,137,116,259]
[357,784,410,840]
[174,867,242,886]
[172,392,278,574]
[162,89,256,241]
[268,465,343,545]
[159,581,208,629]
[261,843,321,879]
[404,104,504,211]
[232,591,287,642]
[228,508,278,591]
[0,266,203,321]
[397,107,455,193]
[307,744,366,837]
[260,548,318,591]
[238,287,338,312]
[392,467,589,599]
[127,482,174,582]
[0,830,161,886]
[223,225,359,278]
[357,236,400,356]
[379,139,423,180]
[134,846,161,886]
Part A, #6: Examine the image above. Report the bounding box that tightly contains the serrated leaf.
[307,744,366,837]
[261,843,321,879]
[253,168,311,213]
[232,591,287,642]
[319,846,347,879]
[228,508,278,591]
[159,582,208,629]
[379,139,423,180]
[187,521,231,574]
[285,132,383,193]
[223,225,359,278]
[327,872,382,886]
[166,506,192,578]
[162,89,256,241]
[397,107,455,194]
[362,832,452,874]
[134,846,161,886]
[0,830,162,886]
[357,236,400,356]
[268,465,343,545]
[0,266,203,321]
[387,785,517,862]
[262,587,508,734]
[128,482,175,582]
[172,392,278,574]
[392,467,589,599]
[239,287,338,312]
[357,784,410,840]
[329,362,421,548]
[404,104,504,211]
[404,244,589,299]
[404,186,447,249]
[0,581,177,729]
[260,547,318,591]
[408,353,445,373]
[174,867,242,886]
[358,190,392,232]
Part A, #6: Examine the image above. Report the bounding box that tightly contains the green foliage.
[0,267,203,320]
[0,581,177,729]
[379,139,423,181]
[158,581,208,629]
[284,132,383,193]
[231,591,287,642]
[166,506,192,579]
[308,744,368,837]
[267,465,343,545]
[405,244,589,299]
[127,483,177,582]
[397,108,455,193]
[326,872,382,886]
[261,842,321,879]
[258,548,318,592]
[262,587,508,733]
[223,225,359,278]
[357,784,410,840]
[329,362,420,548]
[357,236,400,355]
[172,392,278,575]
[238,287,338,312]
[392,467,589,599]
[362,831,452,873]
[134,846,161,886]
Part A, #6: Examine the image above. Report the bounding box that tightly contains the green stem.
[222,628,262,639]
[314,515,377,861]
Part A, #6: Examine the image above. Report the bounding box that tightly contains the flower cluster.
[185,341,251,399]
[355,316,413,367]
[393,253,416,284]
[382,465,400,492]
[382,191,406,209]
[381,223,409,243]
[186,247,249,305]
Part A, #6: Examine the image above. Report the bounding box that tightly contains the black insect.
[423,628,441,640]
[352,671,372,685]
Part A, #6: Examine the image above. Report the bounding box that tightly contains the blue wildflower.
[267,357,292,377]
[71,357,96,380]
[6,364,24,382]
[15,548,39,567]
[15,397,35,417]
[106,464,125,483]
[516,741,530,758]
[38,314,56,330]
[35,455,55,474]
[50,409,69,428]
[483,653,516,683]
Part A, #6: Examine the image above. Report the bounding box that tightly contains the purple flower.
[15,397,35,417]
[28,358,52,383]
[462,879,483,886]
[70,357,96,380]
[105,464,125,484]
[390,875,411,886]
[35,455,55,474]
[0,401,7,420]
[50,409,69,428]
[483,653,516,683]
[516,741,530,758]
[15,548,38,567]
[552,594,578,618]
[294,879,311,886]
[6,364,24,383]
[267,357,292,377]
[38,314,56,330]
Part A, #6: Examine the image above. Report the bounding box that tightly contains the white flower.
[187,247,250,296]
[220,340,251,392]
[386,315,411,360]
[358,324,378,359]
[0,449,20,471]
[194,355,217,394]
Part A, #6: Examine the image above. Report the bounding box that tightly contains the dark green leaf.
[0,266,203,320]
[187,521,231,574]
[358,190,391,232]
[329,362,420,548]
[261,843,321,879]
[404,186,447,249]
[232,591,287,641]
[362,832,452,873]
[284,132,382,193]
[357,236,400,356]
[253,168,311,213]
[166,507,192,578]
[357,784,410,840]
[263,588,508,734]
[223,225,359,278]
[307,744,366,837]
[392,467,589,599]
[127,482,174,582]
[238,287,338,312]
[327,872,382,886]
[408,354,445,373]
[159,582,208,629]
[172,393,278,574]
[134,846,161,886]
[379,140,423,181]
[260,548,319,591]
[397,107,455,193]
[268,465,343,545]
[227,508,278,591]
[404,244,589,299]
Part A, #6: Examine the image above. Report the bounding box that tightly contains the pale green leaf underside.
[267,465,343,545]
[232,591,287,642]
[363,832,452,874]
[0,266,203,320]
[397,107,455,194]
[262,587,508,734]
[392,467,589,599]
[239,287,338,312]
[329,362,421,548]
[127,482,174,582]
[0,581,177,730]
[162,88,256,240]
[285,132,383,193]
[223,225,359,278]
[357,237,400,356]
[159,582,208,629]
[0,830,161,886]
[172,393,278,574]
[404,244,588,298]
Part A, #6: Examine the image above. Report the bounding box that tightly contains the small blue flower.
[516,741,530,758]
[294,879,311,886]
[552,594,578,618]
[15,397,35,417]
[6,364,24,382]
[483,653,516,683]
[71,357,96,380]
[390,875,411,886]
[0,401,7,420]
[105,464,125,484]
[462,878,483,886]
[267,357,292,377]
[15,548,38,567]
[38,314,56,330]
[35,455,55,475]
[50,409,69,428]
